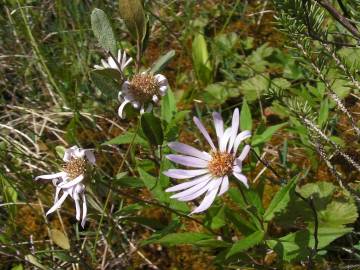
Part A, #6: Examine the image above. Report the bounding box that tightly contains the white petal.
[152,95,159,103]
[46,193,68,216]
[178,177,220,202]
[219,128,232,152]
[63,146,78,162]
[171,180,211,199]
[101,59,110,68]
[85,150,96,165]
[166,154,208,168]
[193,117,216,150]
[233,172,249,188]
[74,199,81,221]
[107,57,118,70]
[168,142,211,161]
[155,74,168,86]
[74,148,85,159]
[165,174,212,192]
[35,172,66,180]
[218,176,229,196]
[163,169,209,179]
[213,112,224,140]
[233,131,252,155]
[121,81,130,93]
[238,145,251,161]
[159,86,168,95]
[122,58,132,70]
[81,193,87,228]
[58,174,84,189]
[132,101,140,109]
[118,100,130,119]
[190,185,220,214]
[228,108,239,152]
[177,183,210,201]
[233,163,242,173]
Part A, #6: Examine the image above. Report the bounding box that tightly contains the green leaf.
[114,177,145,188]
[150,50,176,74]
[103,132,148,147]
[318,98,329,127]
[226,230,264,258]
[90,71,119,97]
[192,33,212,84]
[161,88,177,123]
[195,239,231,248]
[156,232,213,246]
[25,255,48,270]
[55,146,65,159]
[141,113,164,146]
[239,74,269,102]
[138,167,167,202]
[51,229,70,250]
[263,176,298,222]
[91,8,117,55]
[251,123,286,146]
[119,0,146,42]
[11,265,23,270]
[240,99,252,131]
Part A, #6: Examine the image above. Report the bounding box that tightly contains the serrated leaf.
[239,74,269,102]
[141,113,164,146]
[240,99,252,131]
[51,229,70,250]
[226,230,264,258]
[150,50,176,74]
[263,176,298,222]
[91,8,117,55]
[119,0,145,42]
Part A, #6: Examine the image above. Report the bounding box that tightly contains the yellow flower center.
[129,74,159,102]
[208,151,234,177]
[63,158,86,179]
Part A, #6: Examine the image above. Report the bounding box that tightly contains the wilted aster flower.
[118,72,168,118]
[94,49,132,73]
[35,146,95,227]
[164,109,251,214]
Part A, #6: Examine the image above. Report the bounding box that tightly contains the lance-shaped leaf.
[150,50,176,74]
[226,230,265,259]
[119,0,146,42]
[263,176,298,222]
[91,8,117,55]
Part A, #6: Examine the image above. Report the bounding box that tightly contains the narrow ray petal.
[58,175,84,189]
[213,112,224,140]
[118,100,130,118]
[85,150,96,165]
[81,193,87,228]
[168,142,211,161]
[163,169,209,179]
[218,176,229,196]
[219,128,232,152]
[46,193,68,216]
[177,184,210,201]
[165,174,212,192]
[233,172,249,188]
[35,172,66,180]
[190,184,220,214]
[74,199,81,221]
[171,180,210,199]
[193,117,216,150]
[166,154,208,168]
[233,131,251,154]
[238,145,251,161]
[228,108,239,152]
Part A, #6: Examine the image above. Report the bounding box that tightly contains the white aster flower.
[35,146,95,227]
[118,72,168,118]
[94,49,132,73]
[163,108,251,214]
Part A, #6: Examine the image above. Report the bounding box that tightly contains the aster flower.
[94,49,132,73]
[163,109,251,214]
[35,146,95,227]
[118,72,168,118]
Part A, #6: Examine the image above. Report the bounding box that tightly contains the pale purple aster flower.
[35,146,95,227]
[164,108,251,214]
[118,72,168,118]
[94,49,132,73]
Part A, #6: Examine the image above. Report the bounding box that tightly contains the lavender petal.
[166,154,208,168]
